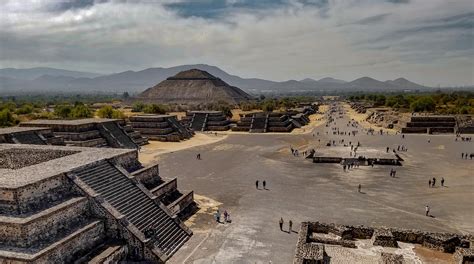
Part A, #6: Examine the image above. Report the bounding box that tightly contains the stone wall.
[0,197,89,248]
[0,174,77,215]
[131,163,161,188]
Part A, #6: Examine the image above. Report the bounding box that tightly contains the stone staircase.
[99,122,137,149]
[190,113,207,131]
[167,116,193,139]
[250,115,267,133]
[71,161,191,260]
[11,132,47,145]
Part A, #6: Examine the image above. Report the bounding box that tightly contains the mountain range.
[0,64,430,95]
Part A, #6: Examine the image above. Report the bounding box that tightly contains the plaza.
[152,103,474,263]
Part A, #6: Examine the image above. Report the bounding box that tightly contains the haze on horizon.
[1,0,473,87]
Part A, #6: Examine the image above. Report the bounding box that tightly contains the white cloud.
[0,0,472,86]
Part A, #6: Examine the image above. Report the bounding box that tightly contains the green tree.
[71,104,93,118]
[143,104,168,114]
[97,105,115,118]
[132,102,145,112]
[54,105,72,118]
[15,104,34,115]
[0,109,17,127]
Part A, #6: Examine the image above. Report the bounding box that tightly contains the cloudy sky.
[0,0,473,86]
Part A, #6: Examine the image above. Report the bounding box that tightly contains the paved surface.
[155,104,473,263]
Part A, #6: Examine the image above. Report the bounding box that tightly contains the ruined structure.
[20,118,148,149]
[232,112,295,133]
[0,144,194,263]
[401,116,457,134]
[128,115,193,142]
[0,127,64,145]
[308,146,403,166]
[294,221,472,264]
[137,69,252,104]
[181,111,231,132]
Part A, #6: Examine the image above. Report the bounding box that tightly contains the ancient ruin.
[401,116,457,134]
[0,127,64,145]
[137,69,252,104]
[181,111,231,132]
[0,144,195,263]
[128,115,193,142]
[232,112,296,133]
[20,118,147,148]
[294,221,472,264]
[308,146,403,166]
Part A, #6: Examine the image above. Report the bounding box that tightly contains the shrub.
[143,104,168,114]
[0,109,18,127]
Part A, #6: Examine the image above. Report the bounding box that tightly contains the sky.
[0,0,473,86]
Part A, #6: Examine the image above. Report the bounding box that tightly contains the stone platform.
[0,127,64,145]
[0,144,195,263]
[129,114,193,142]
[294,221,472,264]
[20,118,147,149]
[310,146,403,166]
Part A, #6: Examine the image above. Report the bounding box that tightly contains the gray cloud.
[0,0,472,86]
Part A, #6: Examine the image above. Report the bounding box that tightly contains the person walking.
[289,220,293,233]
[263,180,266,190]
[432,177,436,187]
[428,179,432,187]
[358,184,361,193]
[224,210,228,222]
[425,205,430,216]
[256,180,259,189]
[441,177,445,187]
[279,218,284,231]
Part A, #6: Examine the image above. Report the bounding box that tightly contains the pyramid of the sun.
[138,69,252,104]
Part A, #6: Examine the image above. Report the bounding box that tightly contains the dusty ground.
[140,102,472,263]
[344,103,398,134]
[138,133,227,165]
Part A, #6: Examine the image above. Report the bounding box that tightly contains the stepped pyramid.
[138,69,252,104]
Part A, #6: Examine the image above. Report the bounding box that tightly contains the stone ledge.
[0,220,104,262]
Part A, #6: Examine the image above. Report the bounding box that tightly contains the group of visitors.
[389,168,397,177]
[214,209,231,223]
[279,217,294,233]
[461,153,473,159]
[255,180,267,190]
[290,146,300,157]
[428,177,445,187]
[396,145,408,152]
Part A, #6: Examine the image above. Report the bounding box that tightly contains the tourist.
[386,147,389,153]
[224,210,229,222]
[432,177,436,187]
[289,220,293,233]
[441,178,445,187]
[215,210,220,223]
[256,180,259,189]
[462,153,464,159]
[425,205,430,216]
[428,179,432,187]
[279,217,284,231]
[197,153,201,160]
[263,180,266,190]
[358,184,361,193]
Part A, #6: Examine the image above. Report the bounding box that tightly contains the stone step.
[0,197,88,248]
[0,220,105,263]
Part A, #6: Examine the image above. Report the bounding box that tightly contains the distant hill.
[138,69,252,104]
[385,78,426,89]
[0,64,431,95]
[0,67,101,80]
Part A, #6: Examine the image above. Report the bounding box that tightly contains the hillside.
[0,64,431,95]
[137,69,252,104]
